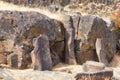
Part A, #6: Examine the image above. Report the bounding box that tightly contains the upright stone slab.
[31,34,52,71]
[7,53,18,68]
[62,15,76,65]
[96,37,116,66]
[76,15,107,64]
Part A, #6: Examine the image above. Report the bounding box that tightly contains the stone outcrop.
[75,69,113,80]
[0,11,65,69]
[75,15,116,64]
[0,10,117,69]
[7,53,18,68]
[83,61,105,72]
[62,15,76,65]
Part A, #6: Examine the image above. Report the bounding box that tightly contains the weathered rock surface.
[31,34,52,70]
[0,11,64,69]
[75,15,116,64]
[75,69,113,80]
[0,10,117,69]
[62,15,76,65]
[83,61,105,72]
[7,53,18,68]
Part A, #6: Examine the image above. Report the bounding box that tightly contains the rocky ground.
[0,64,120,80]
[0,0,120,80]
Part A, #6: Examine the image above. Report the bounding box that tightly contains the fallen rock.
[62,15,76,65]
[75,69,113,80]
[83,61,105,72]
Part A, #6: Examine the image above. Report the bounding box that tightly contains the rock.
[50,41,64,65]
[95,31,116,65]
[62,15,76,65]
[75,69,113,80]
[31,34,52,71]
[7,53,18,68]
[71,15,80,40]
[0,11,64,68]
[13,45,31,69]
[51,19,65,41]
[76,50,98,64]
[96,38,109,66]
[83,61,105,72]
[75,15,116,64]
[0,42,6,64]
[0,53,7,64]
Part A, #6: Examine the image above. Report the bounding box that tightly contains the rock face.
[0,10,117,69]
[62,15,76,65]
[0,11,65,69]
[31,34,52,70]
[75,15,116,64]
[2,0,71,7]
[76,61,113,80]
[7,53,18,68]
[75,69,113,80]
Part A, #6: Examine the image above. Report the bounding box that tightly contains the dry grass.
[0,1,64,22]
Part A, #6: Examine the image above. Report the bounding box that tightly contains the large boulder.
[7,53,18,68]
[75,15,116,64]
[0,11,64,68]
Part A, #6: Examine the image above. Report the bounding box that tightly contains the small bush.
[110,11,120,31]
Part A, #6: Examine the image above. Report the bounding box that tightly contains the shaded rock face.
[62,15,77,65]
[31,34,52,70]
[0,11,65,69]
[0,10,117,69]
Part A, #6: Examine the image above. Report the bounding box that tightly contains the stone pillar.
[62,15,76,65]
[31,34,52,70]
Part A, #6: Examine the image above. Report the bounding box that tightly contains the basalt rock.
[83,61,105,72]
[75,69,113,80]
[0,11,64,69]
[7,53,18,68]
[75,15,116,64]
[31,34,52,70]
